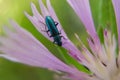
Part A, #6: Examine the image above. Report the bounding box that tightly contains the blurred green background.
[0,0,117,80]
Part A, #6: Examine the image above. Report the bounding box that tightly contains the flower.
[0,0,120,80]
[24,0,85,62]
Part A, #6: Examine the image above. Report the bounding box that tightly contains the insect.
[45,16,63,46]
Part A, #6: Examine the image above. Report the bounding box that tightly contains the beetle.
[45,16,62,46]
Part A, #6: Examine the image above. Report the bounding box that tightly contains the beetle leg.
[39,20,46,26]
[54,21,59,26]
[39,20,49,31]
[60,36,67,40]
[50,35,53,37]
[46,30,53,37]
[41,29,51,37]
[39,21,51,37]
[46,30,51,36]
[41,29,49,33]
[39,20,54,38]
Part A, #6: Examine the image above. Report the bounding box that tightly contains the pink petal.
[62,40,86,62]
[112,0,120,46]
[67,0,97,38]
[31,2,44,22]
[0,21,71,73]
[39,0,49,17]
[67,0,104,59]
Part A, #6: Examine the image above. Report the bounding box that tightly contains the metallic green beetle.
[45,16,62,46]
